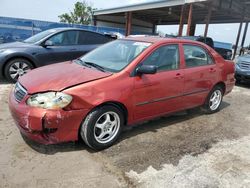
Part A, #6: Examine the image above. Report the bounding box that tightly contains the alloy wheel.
[94,111,120,144]
[209,90,222,111]
[9,62,31,80]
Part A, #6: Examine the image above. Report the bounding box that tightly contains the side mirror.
[136,65,157,75]
[43,40,54,47]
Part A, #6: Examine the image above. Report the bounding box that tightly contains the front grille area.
[239,61,250,70]
[14,83,27,102]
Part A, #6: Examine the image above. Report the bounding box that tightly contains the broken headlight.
[27,92,72,109]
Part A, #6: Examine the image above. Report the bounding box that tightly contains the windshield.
[80,40,151,72]
[24,29,57,43]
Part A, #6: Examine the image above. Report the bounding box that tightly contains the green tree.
[58,1,93,25]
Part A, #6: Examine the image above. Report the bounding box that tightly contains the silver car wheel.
[94,111,120,144]
[209,90,222,111]
[9,62,31,80]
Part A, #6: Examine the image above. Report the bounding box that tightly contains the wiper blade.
[74,58,91,67]
[84,61,106,72]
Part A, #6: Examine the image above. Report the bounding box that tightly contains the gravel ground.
[0,81,250,187]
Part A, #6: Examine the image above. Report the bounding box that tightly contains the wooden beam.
[186,4,193,36]
[96,18,152,29]
[204,2,212,37]
[125,12,132,36]
[233,22,243,59]
[178,5,185,36]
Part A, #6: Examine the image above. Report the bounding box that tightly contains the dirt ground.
[1,81,250,187]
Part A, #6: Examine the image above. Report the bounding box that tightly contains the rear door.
[76,31,112,58]
[133,44,185,120]
[182,44,218,108]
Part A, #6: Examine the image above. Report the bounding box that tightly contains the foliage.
[58,1,93,25]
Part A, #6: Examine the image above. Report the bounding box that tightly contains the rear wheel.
[203,86,223,114]
[80,105,124,150]
[4,58,33,83]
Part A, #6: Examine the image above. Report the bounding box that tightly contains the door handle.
[70,48,77,51]
[175,73,184,79]
[209,68,216,73]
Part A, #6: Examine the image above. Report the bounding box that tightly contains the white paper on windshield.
[133,42,151,47]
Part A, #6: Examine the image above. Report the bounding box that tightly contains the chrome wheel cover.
[94,111,120,144]
[9,62,31,80]
[209,90,222,111]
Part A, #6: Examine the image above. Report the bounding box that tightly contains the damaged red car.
[9,37,235,150]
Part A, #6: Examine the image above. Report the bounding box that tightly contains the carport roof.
[94,0,250,25]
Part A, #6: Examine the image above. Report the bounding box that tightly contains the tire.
[235,79,241,84]
[203,86,223,114]
[4,58,34,83]
[80,105,124,150]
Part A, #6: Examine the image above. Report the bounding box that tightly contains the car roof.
[48,27,106,35]
[124,36,207,46]
[180,36,213,40]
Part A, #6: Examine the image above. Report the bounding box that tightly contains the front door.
[133,44,185,120]
[38,30,80,65]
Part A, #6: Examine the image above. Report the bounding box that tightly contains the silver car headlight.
[27,92,72,109]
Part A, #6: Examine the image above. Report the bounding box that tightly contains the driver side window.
[142,44,180,71]
[48,31,78,46]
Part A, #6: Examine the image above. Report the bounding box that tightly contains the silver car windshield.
[80,40,152,72]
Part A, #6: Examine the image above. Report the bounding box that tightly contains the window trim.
[131,43,181,76]
[46,30,80,46]
[182,43,215,69]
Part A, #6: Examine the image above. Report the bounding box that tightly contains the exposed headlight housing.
[27,92,72,109]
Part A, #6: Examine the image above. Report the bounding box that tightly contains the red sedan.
[9,37,235,150]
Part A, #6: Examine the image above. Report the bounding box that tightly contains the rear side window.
[183,45,214,68]
[78,31,111,45]
[142,44,180,71]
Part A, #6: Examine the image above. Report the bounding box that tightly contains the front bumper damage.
[9,89,89,144]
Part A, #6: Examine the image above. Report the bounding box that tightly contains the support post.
[190,24,196,36]
[241,22,249,47]
[233,22,243,59]
[178,5,185,36]
[152,24,156,35]
[204,2,212,38]
[93,16,97,26]
[125,12,132,36]
[186,4,193,36]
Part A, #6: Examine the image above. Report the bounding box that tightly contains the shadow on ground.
[21,133,93,155]
[236,81,250,89]
[100,101,234,172]
[119,102,230,143]
[23,101,230,164]
[0,79,10,84]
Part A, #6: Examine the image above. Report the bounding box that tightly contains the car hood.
[19,61,112,94]
[0,41,36,49]
[238,55,250,63]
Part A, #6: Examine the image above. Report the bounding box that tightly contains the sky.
[0,0,249,45]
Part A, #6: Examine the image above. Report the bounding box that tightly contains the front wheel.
[4,58,33,83]
[80,105,124,150]
[203,86,223,114]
